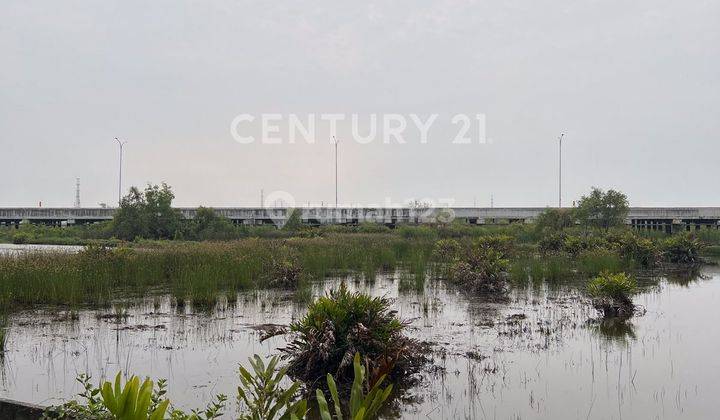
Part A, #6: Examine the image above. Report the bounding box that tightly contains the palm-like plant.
[316,353,393,420]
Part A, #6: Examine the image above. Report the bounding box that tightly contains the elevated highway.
[1,207,719,232]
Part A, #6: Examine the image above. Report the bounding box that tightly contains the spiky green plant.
[587,271,637,304]
[316,353,393,420]
[236,355,308,420]
[283,283,421,385]
[587,271,638,318]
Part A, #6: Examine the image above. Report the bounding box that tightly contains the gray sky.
[1,1,718,208]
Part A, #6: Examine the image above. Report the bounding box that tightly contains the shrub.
[535,208,576,232]
[562,235,607,256]
[474,234,515,258]
[587,271,637,318]
[282,283,422,386]
[266,246,303,288]
[607,233,658,267]
[431,239,462,261]
[11,232,30,244]
[662,234,705,264]
[538,232,566,254]
[448,246,509,295]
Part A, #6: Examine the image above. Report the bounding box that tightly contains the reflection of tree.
[588,318,636,344]
[664,265,705,287]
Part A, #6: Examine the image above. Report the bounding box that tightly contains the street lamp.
[115,137,127,206]
[558,133,564,208]
[333,136,339,209]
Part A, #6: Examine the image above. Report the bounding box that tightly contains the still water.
[1,265,719,419]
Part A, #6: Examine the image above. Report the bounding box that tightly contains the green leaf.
[316,389,333,420]
[149,399,170,420]
[326,374,343,420]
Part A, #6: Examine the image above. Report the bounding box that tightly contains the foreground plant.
[283,283,424,387]
[237,355,308,420]
[587,271,637,318]
[43,373,226,420]
[316,353,393,420]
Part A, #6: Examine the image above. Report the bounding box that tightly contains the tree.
[535,208,576,232]
[144,183,181,239]
[112,186,149,240]
[112,183,181,240]
[576,187,629,230]
[283,208,303,231]
[191,206,235,240]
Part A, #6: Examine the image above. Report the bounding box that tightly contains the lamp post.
[558,133,564,208]
[115,137,127,206]
[333,136,339,209]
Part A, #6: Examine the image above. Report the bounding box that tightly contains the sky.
[1,0,718,208]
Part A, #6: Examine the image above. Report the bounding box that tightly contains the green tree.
[112,184,181,241]
[192,207,236,240]
[576,187,629,230]
[144,183,181,239]
[283,209,303,231]
[535,208,576,232]
[112,187,149,240]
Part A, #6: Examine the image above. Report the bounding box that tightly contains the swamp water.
[1,265,720,419]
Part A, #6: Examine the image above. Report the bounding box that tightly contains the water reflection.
[587,317,637,344]
[0,268,719,419]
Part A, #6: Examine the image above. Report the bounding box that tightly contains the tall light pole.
[333,136,339,208]
[558,133,564,208]
[115,137,127,206]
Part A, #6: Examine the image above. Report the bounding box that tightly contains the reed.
[0,234,434,309]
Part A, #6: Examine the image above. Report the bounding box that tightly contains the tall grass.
[0,234,434,309]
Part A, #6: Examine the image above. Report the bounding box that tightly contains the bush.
[11,232,30,244]
[448,246,509,295]
[474,234,515,257]
[431,239,462,261]
[282,283,422,386]
[265,245,303,288]
[562,235,607,256]
[587,271,637,318]
[662,234,705,264]
[607,233,658,267]
[538,232,566,254]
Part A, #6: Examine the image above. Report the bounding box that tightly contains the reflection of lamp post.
[115,137,127,206]
[558,133,564,208]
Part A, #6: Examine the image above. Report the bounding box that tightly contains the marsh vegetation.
[2,187,720,418]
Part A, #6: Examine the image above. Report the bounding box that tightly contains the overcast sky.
[1,1,718,208]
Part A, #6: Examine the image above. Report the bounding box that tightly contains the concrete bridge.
[1,207,719,233]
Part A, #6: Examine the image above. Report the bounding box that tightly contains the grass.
[1,226,710,312]
[0,234,434,309]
